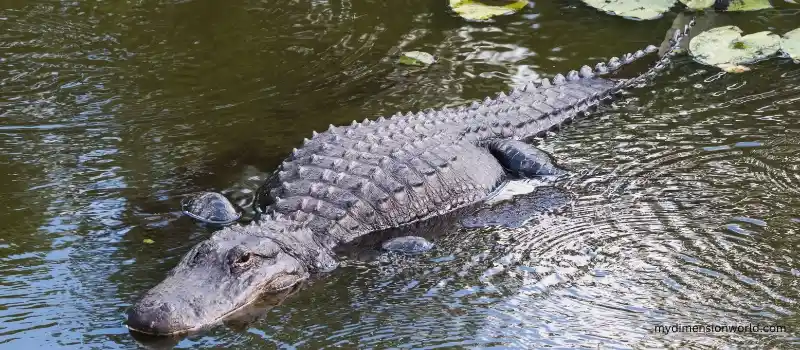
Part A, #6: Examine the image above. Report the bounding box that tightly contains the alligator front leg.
[485,139,565,178]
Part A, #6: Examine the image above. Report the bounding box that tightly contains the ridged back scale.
[261,78,616,244]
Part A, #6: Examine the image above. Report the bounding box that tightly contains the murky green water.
[2,0,800,348]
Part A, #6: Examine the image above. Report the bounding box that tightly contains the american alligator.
[127,22,695,335]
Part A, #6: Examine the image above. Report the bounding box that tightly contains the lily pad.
[782,28,800,62]
[449,0,528,21]
[679,0,714,9]
[398,51,436,66]
[680,0,772,10]
[143,238,155,244]
[723,0,772,11]
[581,0,676,20]
[689,25,781,68]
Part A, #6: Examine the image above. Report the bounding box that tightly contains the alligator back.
[258,26,693,246]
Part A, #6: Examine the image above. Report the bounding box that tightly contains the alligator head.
[127,219,335,335]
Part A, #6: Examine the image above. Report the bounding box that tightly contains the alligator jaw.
[126,272,308,336]
[126,224,318,336]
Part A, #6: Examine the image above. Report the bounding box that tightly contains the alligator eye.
[235,252,252,265]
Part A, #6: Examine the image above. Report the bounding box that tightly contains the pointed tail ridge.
[612,16,697,91]
[506,16,696,98]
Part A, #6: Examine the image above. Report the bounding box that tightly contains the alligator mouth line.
[127,272,307,336]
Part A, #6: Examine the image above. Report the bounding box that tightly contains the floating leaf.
[689,26,781,68]
[449,0,528,21]
[679,0,714,9]
[781,28,800,62]
[398,51,436,66]
[581,0,676,20]
[723,0,772,11]
[143,238,155,244]
[717,63,752,73]
[680,0,771,11]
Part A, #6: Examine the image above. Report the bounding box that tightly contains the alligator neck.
[246,213,340,273]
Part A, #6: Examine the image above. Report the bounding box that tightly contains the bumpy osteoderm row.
[259,19,696,246]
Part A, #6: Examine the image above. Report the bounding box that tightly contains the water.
[1,0,799,348]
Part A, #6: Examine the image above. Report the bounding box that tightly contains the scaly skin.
[127,22,695,336]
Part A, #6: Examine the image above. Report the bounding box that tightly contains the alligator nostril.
[159,302,174,313]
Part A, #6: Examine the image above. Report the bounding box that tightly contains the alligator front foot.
[180,192,241,226]
[486,139,566,178]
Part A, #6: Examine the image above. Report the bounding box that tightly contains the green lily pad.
[679,0,714,9]
[724,0,772,11]
[782,28,800,62]
[689,25,781,68]
[143,238,155,244]
[581,0,676,20]
[449,0,528,21]
[398,51,436,66]
[680,0,771,11]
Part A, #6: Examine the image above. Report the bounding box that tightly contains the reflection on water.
[1,0,799,348]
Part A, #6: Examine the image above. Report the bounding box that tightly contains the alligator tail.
[612,16,697,92]
[469,16,698,140]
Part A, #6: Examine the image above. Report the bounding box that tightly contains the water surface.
[1,0,800,348]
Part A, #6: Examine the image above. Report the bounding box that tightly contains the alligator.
[126,22,695,336]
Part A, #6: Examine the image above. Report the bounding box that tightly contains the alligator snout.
[127,227,316,336]
[127,300,191,335]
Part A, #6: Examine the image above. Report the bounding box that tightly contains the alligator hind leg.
[461,186,572,228]
[486,139,566,178]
